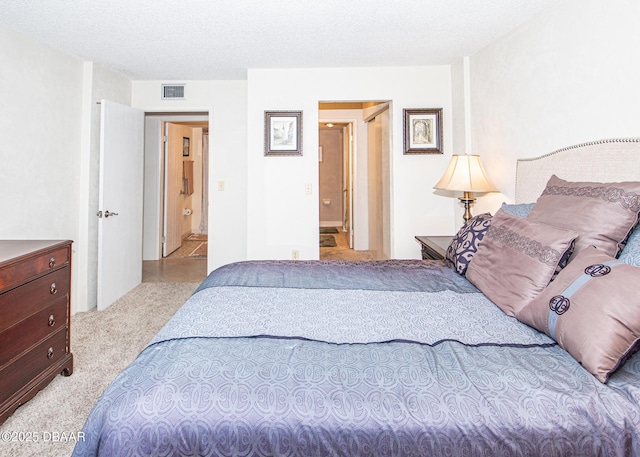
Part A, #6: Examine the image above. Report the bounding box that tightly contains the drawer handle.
[49,257,56,268]
[48,314,56,327]
[50,282,57,294]
[47,347,54,359]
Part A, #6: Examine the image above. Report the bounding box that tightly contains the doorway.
[318,122,350,236]
[318,101,390,260]
[161,121,208,259]
[142,113,209,282]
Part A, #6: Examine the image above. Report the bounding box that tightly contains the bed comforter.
[73,260,640,457]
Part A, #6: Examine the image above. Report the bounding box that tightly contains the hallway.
[319,227,377,261]
[142,228,376,283]
[142,258,208,283]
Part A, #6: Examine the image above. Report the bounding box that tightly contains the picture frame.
[264,111,303,156]
[182,137,190,157]
[403,108,443,154]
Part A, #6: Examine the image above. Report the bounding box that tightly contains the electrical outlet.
[304,183,312,195]
[291,249,300,260]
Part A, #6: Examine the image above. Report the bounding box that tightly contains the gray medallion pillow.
[516,246,640,383]
[445,212,492,275]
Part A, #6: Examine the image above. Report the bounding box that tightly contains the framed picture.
[264,111,303,156]
[182,137,190,157]
[403,108,443,154]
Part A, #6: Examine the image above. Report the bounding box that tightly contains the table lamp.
[434,154,497,223]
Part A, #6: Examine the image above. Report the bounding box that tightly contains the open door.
[162,122,187,257]
[343,122,354,248]
[97,100,145,311]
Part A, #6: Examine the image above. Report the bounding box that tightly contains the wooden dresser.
[0,240,74,424]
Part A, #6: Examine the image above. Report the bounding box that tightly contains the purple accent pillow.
[527,175,640,259]
[466,209,579,316]
[445,213,492,275]
[516,246,640,383]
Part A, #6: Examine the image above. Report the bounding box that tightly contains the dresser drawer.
[0,266,70,333]
[0,297,68,368]
[0,244,69,293]
[0,328,68,407]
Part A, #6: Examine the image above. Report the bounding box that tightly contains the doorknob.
[97,210,119,218]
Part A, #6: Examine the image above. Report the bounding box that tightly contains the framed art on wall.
[264,111,303,156]
[403,108,443,154]
[182,137,190,157]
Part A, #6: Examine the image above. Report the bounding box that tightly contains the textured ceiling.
[0,0,555,80]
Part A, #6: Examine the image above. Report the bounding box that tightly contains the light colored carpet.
[0,282,198,457]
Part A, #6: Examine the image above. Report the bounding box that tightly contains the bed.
[74,138,640,457]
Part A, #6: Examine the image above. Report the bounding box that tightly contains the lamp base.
[458,191,476,224]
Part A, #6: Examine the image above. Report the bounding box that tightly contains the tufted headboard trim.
[515,138,640,203]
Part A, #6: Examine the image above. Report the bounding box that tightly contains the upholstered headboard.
[515,138,640,203]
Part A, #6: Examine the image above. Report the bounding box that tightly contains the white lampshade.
[433,154,497,193]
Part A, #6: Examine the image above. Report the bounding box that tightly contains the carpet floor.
[0,282,198,457]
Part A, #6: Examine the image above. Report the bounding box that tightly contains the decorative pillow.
[619,226,640,267]
[527,175,640,258]
[465,209,578,316]
[444,213,492,275]
[516,246,640,383]
[500,202,534,218]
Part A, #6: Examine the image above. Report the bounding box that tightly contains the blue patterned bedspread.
[194,259,479,293]
[73,260,640,457]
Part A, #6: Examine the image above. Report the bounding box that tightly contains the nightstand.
[415,236,453,260]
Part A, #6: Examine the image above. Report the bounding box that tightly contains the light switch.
[304,183,312,195]
[218,181,225,191]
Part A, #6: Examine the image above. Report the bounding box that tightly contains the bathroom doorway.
[318,101,390,260]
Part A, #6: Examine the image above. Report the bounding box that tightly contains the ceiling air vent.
[161,84,185,100]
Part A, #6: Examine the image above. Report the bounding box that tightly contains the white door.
[162,122,187,257]
[97,100,145,311]
[343,122,354,249]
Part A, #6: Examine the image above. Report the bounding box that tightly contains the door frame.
[318,118,357,249]
[142,112,209,261]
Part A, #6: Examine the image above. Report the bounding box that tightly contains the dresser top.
[0,240,71,265]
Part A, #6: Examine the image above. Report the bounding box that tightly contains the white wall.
[470,0,640,212]
[247,66,455,261]
[0,28,84,312]
[132,80,248,271]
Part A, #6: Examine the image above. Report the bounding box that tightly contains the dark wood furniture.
[415,236,452,260]
[0,240,74,424]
